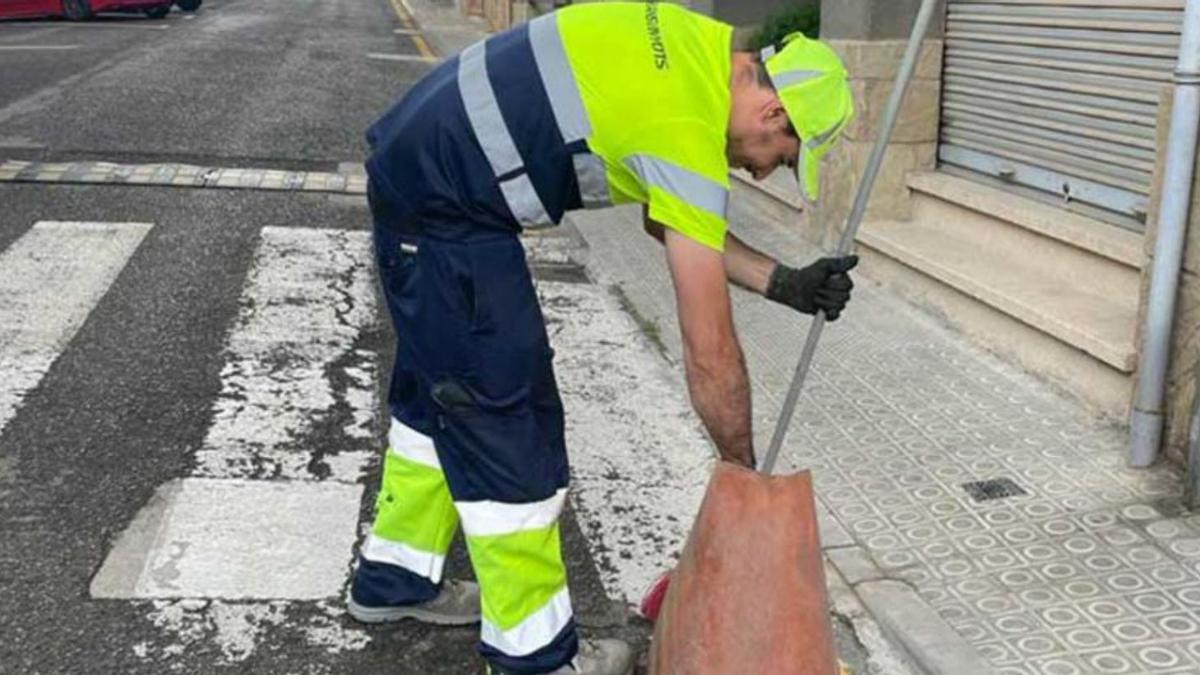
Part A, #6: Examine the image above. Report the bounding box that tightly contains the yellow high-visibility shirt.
[558,2,733,251]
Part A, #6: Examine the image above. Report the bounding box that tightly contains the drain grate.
[962,477,1027,502]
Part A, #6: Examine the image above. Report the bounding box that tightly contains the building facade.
[810,0,1198,464]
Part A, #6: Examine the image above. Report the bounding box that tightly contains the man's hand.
[765,256,859,321]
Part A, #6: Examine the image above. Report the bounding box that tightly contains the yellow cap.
[762,33,854,202]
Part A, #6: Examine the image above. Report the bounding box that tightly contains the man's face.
[726,85,801,182]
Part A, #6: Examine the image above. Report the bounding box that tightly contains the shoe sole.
[346,598,481,626]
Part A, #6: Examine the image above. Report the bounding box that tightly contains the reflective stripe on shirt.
[529,14,609,210]
[458,41,553,227]
[499,174,553,228]
[572,153,611,208]
[530,15,591,144]
[624,154,728,219]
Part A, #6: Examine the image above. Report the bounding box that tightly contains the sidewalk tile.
[568,188,1200,672]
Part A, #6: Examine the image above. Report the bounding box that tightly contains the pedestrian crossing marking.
[0,220,152,437]
[0,222,713,658]
[193,227,379,483]
[539,278,714,605]
[91,226,379,603]
[91,478,363,600]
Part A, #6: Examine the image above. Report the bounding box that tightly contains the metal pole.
[1128,0,1200,468]
[761,0,942,475]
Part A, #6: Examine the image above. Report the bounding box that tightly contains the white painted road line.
[366,52,436,63]
[91,478,363,600]
[94,227,379,603]
[0,221,152,437]
[0,21,169,30]
[538,279,715,606]
[193,227,379,483]
[0,45,80,51]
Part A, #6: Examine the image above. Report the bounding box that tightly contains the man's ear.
[761,96,790,133]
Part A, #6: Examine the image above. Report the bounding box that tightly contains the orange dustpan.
[647,463,836,675]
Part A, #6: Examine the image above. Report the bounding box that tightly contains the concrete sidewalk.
[568,192,1194,675]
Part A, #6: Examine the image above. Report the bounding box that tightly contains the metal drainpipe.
[1129,0,1200,467]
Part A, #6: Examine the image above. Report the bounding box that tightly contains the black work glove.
[765,255,859,321]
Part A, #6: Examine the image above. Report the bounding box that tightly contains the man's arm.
[643,212,774,295]
[643,209,858,317]
[722,231,777,295]
[661,225,755,468]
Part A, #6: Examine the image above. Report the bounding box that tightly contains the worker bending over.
[350,3,857,673]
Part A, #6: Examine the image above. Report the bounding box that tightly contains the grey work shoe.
[346,579,481,626]
[548,638,636,675]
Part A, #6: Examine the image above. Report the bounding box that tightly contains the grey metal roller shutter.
[938,0,1185,230]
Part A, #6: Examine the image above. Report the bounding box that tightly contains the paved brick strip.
[0,159,368,195]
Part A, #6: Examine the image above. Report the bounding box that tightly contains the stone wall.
[807,39,943,248]
[804,0,945,249]
[1142,88,1200,462]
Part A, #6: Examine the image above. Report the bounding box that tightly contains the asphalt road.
[0,2,643,673]
[0,0,423,168]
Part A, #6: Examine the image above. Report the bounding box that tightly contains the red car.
[0,0,174,20]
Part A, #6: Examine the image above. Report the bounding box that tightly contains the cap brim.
[797,142,828,203]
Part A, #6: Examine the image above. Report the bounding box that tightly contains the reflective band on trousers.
[369,429,459,581]
[456,488,568,537]
[624,154,728,218]
[481,586,573,657]
[388,417,440,469]
[361,534,448,581]
[458,42,553,227]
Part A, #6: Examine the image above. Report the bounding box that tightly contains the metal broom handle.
[760,0,943,475]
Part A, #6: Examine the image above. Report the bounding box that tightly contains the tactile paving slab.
[0,160,367,195]
[569,200,1197,675]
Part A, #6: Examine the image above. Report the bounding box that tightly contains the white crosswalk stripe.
[537,278,713,605]
[0,222,712,664]
[93,227,379,602]
[0,220,152,437]
[194,227,379,483]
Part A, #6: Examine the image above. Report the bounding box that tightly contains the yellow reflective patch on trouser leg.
[467,523,568,631]
[371,449,459,558]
